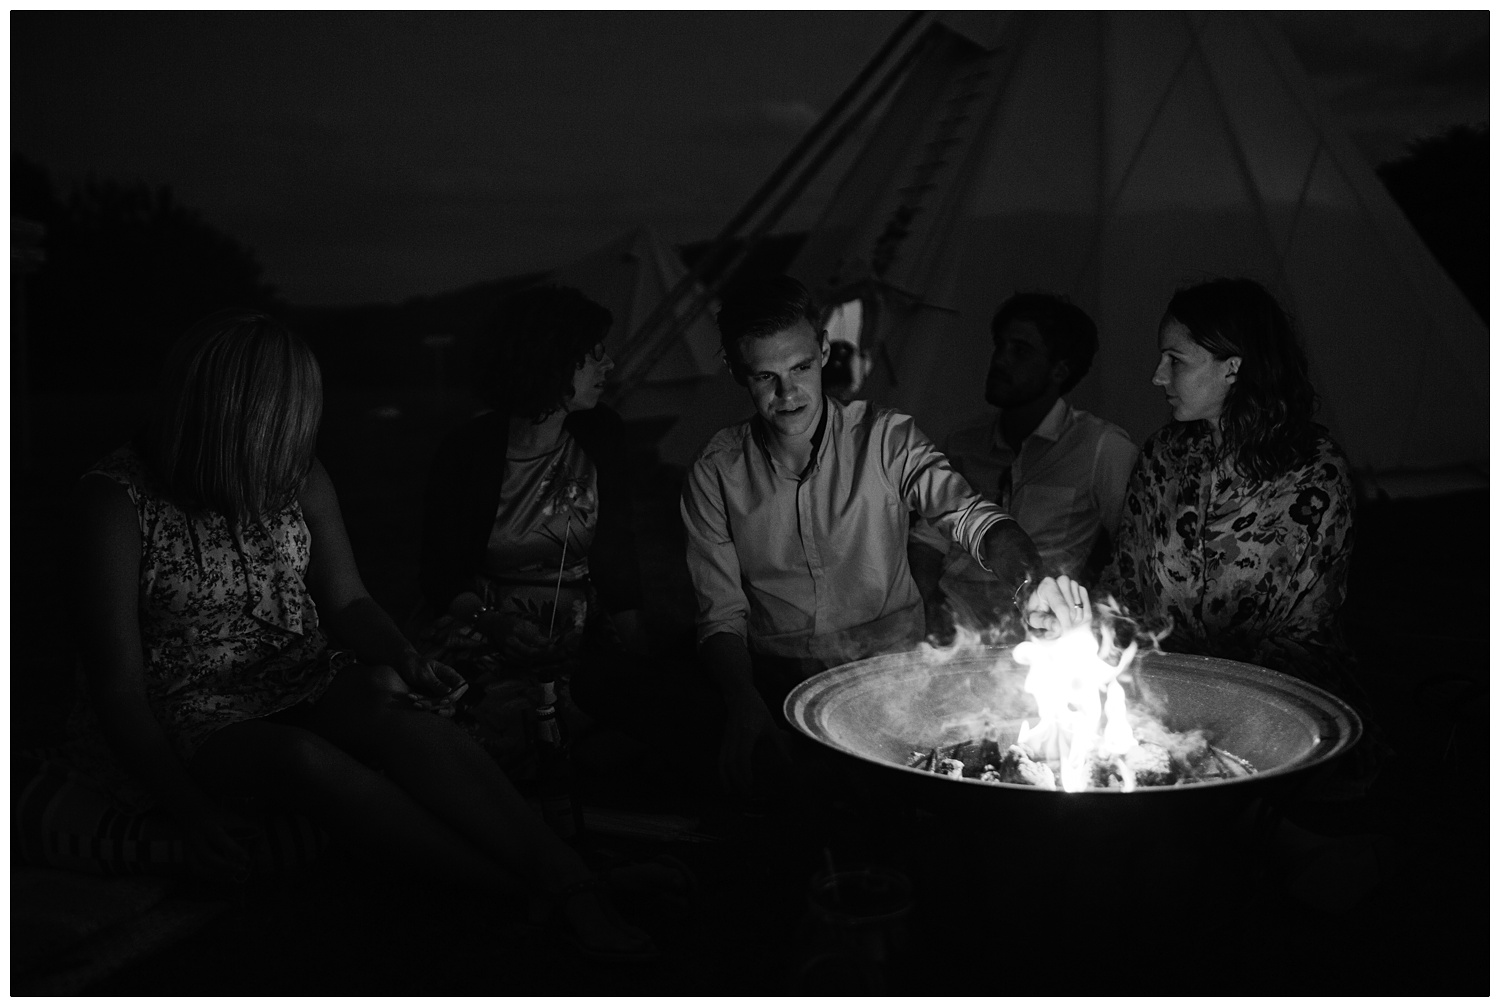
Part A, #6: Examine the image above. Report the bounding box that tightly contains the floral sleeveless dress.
[66,447,351,809]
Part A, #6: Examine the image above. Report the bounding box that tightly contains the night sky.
[10,10,1488,306]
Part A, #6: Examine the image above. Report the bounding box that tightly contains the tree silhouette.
[15,152,282,391]
[1378,124,1488,321]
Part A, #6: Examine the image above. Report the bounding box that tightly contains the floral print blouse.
[67,447,348,808]
[1098,422,1356,698]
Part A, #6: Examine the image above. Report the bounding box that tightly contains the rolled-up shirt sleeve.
[680,455,749,646]
[882,411,1011,567]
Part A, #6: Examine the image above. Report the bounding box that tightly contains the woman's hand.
[395,647,466,698]
[1024,574,1092,638]
[446,592,487,622]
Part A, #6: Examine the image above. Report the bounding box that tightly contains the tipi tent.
[544,225,725,429]
[790,11,1488,495]
[643,11,1488,492]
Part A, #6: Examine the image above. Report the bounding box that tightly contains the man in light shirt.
[909,292,1137,638]
[680,276,1077,796]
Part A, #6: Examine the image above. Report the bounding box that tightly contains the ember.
[904,733,1255,790]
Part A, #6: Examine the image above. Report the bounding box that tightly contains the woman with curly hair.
[419,284,647,679]
[1031,280,1384,886]
[68,309,658,961]
[1095,277,1356,696]
[1031,277,1357,704]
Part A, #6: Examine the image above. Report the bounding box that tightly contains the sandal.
[550,877,662,964]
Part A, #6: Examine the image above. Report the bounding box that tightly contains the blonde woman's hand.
[395,647,466,697]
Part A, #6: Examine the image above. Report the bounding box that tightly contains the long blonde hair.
[141,310,323,526]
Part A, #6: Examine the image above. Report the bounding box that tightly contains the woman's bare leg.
[305,666,586,884]
[193,717,520,898]
[302,665,648,951]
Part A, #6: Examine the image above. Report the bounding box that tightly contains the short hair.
[1164,277,1320,482]
[477,285,613,421]
[990,292,1099,395]
[140,309,322,526]
[716,275,821,379]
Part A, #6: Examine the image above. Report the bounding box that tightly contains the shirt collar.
[805,395,831,474]
[1032,398,1070,442]
[751,395,832,478]
[990,397,1070,453]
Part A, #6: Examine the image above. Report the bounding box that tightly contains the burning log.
[935,758,966,778]
[1089,741,1176,788]
[993,744,1057,789]
[904,748,936,772]
[943,739,1004,778]
[907,736,1252,790]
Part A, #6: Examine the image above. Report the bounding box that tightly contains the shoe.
[550,877,662,964]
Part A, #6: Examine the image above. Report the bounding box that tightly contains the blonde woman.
[70,310,656,962]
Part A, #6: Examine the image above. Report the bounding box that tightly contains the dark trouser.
[568,643,843,807]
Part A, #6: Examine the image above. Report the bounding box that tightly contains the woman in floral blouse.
[1073,277,1357,700]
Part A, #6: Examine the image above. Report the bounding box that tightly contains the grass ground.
[11,386,1490,994]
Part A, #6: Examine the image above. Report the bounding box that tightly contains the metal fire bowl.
[785,645,1363,846]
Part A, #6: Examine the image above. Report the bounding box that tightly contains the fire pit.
[785,644,1362,853]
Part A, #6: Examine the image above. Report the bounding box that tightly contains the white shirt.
[912,399,1137,603]
[682,397,1012,665]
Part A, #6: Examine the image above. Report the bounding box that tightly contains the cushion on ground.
[13,748,328,878]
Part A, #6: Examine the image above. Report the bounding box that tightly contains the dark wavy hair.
[991,291,1099,394]
[1164,278,1320,483]
[716,274,821,382]
[477,285,613,421]
[140,309,323,526]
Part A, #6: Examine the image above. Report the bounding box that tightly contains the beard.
[985,372,1053,410]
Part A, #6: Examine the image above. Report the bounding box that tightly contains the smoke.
[938,583,1029,648]
[893,593,1248,789]
[865,625,1034,751]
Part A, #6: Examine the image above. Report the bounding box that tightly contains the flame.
[1012,622,1141,792]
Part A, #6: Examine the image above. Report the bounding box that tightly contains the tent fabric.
[788,11,1488,493]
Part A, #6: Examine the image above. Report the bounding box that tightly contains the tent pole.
[1186,12,1290,283]
[1072,16,1198,294]
[612,23,933,399]
[1093,12,1109,322]
[698,10,929,268]
[609,11,928,385]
